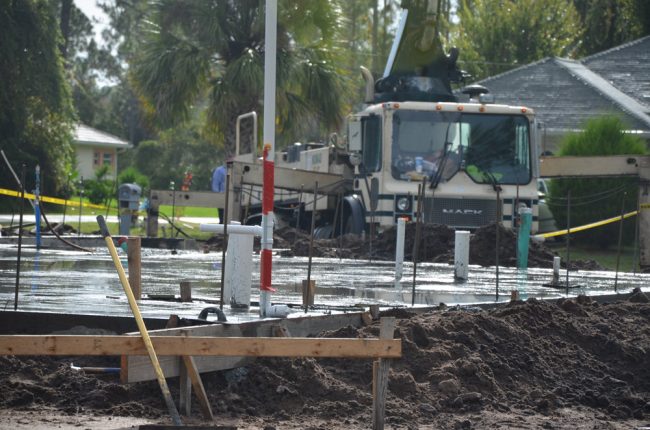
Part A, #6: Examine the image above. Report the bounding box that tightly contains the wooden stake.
[302,279,315,307]
[180,330,214,421]
[372,317,395,430]
[179,355,191,416]
[180,281,192,302]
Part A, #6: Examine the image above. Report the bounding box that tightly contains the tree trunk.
[59,0,72,61]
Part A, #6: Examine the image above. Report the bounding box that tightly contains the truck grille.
[423,197,497,228]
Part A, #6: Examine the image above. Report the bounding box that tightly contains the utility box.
[118,183,141,235]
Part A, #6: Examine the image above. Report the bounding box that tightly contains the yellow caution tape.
[535,210,638,239]
[0,187,108,210]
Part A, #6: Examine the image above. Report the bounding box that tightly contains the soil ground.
[1,292,649,429]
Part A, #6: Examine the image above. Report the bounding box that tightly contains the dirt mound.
[1,297,648,428]
[276,222,590,269]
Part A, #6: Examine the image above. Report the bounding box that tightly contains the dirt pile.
[1,296,648,428]
[275,222,598,269]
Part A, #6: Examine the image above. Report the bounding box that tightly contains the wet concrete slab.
[1,244,648,323]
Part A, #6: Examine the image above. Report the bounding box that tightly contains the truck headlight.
[396,196,411,212]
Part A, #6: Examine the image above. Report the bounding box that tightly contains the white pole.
[394,218,406,282]
[259,0,277,317]
[454,230,470,281]
[553,256,561,285]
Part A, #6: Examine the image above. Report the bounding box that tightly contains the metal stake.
[14,165,26,311]
[306,181,319,313]
[411,179,425,306]
[495,186,501,301]
[614,192,627,292]
[565,189,571,295]
[294,184,303,245]
[78,177,84,236]
[219,166,231,310]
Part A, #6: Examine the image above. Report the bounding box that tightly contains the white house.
[73,124,131,180]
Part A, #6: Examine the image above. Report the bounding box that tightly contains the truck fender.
[342,195,366,235]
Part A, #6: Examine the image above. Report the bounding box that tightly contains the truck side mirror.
[347,116,363,152]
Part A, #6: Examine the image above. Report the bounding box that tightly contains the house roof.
[74,124,131,149]
[464,37,650,135]
[582,36,650,111]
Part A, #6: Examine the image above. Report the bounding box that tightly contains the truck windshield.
[391,110,531,185]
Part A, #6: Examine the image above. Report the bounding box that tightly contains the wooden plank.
[372,317,396,430]
[149,190,225,209]
[0,335,402,358]
[125,312,365,383]
[539,155,642,178]
[181,355,214,421]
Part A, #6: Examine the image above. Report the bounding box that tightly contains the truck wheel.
[341,195,365,236]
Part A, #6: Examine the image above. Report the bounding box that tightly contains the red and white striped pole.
[260,0,277,317]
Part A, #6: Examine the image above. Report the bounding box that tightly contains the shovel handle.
[97,215,110,238]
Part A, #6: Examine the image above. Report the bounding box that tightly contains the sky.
[74,0,109,46]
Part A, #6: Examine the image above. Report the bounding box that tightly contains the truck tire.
[342,195,365,235]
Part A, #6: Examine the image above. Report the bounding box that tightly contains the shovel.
[96,215,182,426]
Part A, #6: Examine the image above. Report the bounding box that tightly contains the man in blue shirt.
[211,164,226,193]
[211,163,227,222]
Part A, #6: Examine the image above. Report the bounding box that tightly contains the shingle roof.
[469,57,650,133]
[74,124,130,148]
[582,36,650,111]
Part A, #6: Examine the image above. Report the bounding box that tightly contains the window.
[391,110,532,185]
[103,152,113,166]
[93,151,100,166]
[361,115,382,173]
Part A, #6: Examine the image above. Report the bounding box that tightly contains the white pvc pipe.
[454,230,470,280]
[226,228,254,308]
[394,218,406,282]
[200,223,262,236]
[553,256,561,284]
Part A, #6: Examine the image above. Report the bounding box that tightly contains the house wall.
[75,146,118,180]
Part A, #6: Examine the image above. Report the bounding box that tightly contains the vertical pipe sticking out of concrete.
[395,217,406,282]
[454,230,470,281]
[553,256,561,285]
[517,206,532,269]
[225,221,254,308]
[259,0,277,318]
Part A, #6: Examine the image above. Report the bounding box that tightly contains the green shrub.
[83,165,113,205]
[548,116,646,248]
[118,167,150,194]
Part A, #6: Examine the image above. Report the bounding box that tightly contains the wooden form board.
[0,335,400,359]
[126,312,366,383]
[149,190,225,209]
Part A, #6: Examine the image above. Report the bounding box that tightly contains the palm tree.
[131,0,347,152]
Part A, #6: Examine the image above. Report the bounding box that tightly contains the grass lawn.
[547,242,639,272]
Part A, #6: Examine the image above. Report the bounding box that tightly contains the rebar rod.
[614,192,626,292]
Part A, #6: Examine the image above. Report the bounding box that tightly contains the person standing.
[211,162,226,222]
